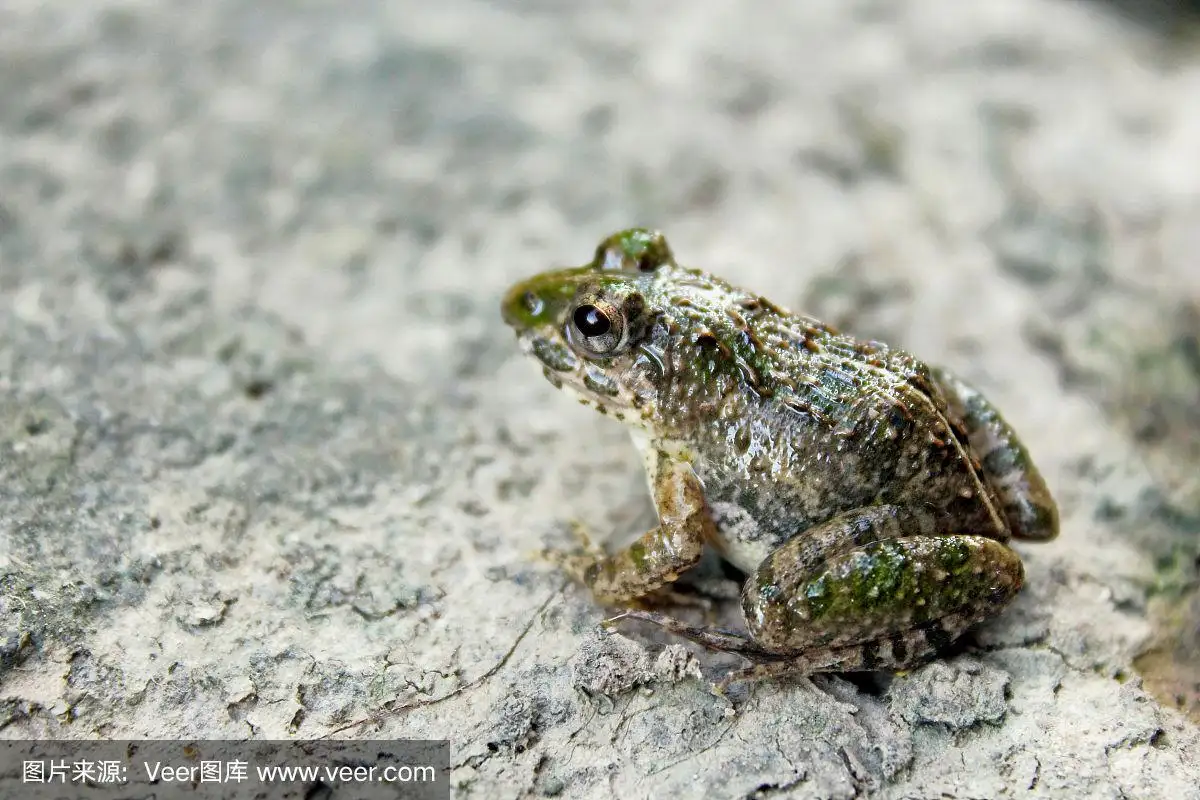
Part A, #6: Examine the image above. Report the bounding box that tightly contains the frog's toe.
[612,609,779,659]
[536,546,598,583]
[721,661,835,688]
[566,519,607,558]
[533,521,609,582]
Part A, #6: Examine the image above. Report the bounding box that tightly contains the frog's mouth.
[515,329,653,424]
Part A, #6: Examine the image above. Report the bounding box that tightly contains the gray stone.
[1,1,1199,798]
[569,632,650,698]
[888,659,1010,728]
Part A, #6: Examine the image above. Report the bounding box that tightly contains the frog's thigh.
[583,456,713,605]
[744,533,1023,669]
[930,366,1059,541]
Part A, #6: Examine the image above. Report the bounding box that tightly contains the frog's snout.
[501,269,586,333]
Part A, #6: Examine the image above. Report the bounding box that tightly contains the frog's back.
[648,276,1004,568]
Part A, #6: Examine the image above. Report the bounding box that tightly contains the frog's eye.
[573,304,610,336]
[569,301,624,356]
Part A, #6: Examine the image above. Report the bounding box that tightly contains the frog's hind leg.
[931,366,1059,541]
[609,506,1024,686]
[740,507,1024,677]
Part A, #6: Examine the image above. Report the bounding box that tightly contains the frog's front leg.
[577,451,716,606]
[617,505,1024,682]
[930,366,1059,542]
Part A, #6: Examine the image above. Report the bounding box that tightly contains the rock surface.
[2,1,1199,798]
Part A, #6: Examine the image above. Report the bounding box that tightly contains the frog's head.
[501,229,676,425]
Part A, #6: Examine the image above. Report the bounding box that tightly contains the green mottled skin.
[501,229,1059,685]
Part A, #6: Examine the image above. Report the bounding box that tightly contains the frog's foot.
[610,612,959,693]
[711,637,925,692]
[605,609,779,660]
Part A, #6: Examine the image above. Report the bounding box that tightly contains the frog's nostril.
[522,291,543,317]
[501,282,542,328]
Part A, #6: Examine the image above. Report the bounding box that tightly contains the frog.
[500,228,1059,687]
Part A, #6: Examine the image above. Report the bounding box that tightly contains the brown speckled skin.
[502,229,1058,685]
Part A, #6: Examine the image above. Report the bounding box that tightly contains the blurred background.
[1,0,1198,796]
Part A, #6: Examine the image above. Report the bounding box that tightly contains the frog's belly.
[707,500,781,573]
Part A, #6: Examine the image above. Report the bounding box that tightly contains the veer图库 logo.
[4,739,449,799]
